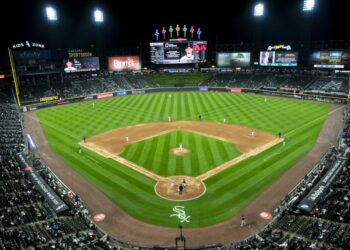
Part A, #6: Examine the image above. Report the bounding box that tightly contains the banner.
[116,91,127,96]
[40,96,59,102]
[97,92,113,99]
[132,90,145,95]
[297,159,345,212]
[231,88,242,93]
[108,56,141,71]
[199,86,208,92]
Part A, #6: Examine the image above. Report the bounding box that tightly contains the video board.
[309,51,350,69]
[260,51,298,67]
[150,41,207,64]
[63,57,100,73]
[217,52,251,67]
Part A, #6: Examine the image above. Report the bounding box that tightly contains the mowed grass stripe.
[37,92,331,227]
[121,130,241,177]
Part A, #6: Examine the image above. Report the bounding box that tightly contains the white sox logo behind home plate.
[170,206,191,223]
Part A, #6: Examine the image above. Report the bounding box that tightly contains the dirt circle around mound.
[169,147,191,156]
[155,176,206,201]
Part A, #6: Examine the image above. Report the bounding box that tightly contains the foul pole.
[8,47,21,108]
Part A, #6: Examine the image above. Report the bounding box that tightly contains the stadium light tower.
[46,6,57,21]
[254,3,264,17]
[94,9,104,23]
[303,0,315,11]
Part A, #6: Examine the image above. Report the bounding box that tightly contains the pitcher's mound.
[169,148,191,156]
[155,176,206,201]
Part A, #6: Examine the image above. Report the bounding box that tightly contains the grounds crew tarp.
[297,159,345,212]
[17,154,69,214]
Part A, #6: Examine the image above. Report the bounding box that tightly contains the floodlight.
[303,0,315,11]
[254,3,264,17]
[94,9,104,23]
[46,7,57,21]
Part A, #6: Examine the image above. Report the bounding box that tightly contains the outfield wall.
[21,86,347,113]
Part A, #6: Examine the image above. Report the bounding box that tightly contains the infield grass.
[120,130,242,177]
[36,92,330,227]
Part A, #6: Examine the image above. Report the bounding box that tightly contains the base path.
[23,104,344,247]
[83,121,277,155]
[81,121,281,200]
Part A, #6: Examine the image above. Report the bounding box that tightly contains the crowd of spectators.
[0,94,119,249]
[19,72,159,102]
[224,104,350,250]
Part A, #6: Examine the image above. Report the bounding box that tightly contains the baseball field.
[36,92,330,227]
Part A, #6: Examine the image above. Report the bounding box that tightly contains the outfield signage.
[132,90,145,95]
[97,92,113,99]
[40,96,59,102]
[231,88,242,93]
[116,91,127,96]
[297,159,345,212]
[199,86,208,92]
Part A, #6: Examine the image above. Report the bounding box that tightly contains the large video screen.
[260,51,298,67]
[150,41,207,64]
[63,57,100,73]
[309,51,350,69]
[217,53,251,68]
[108,56,141,71]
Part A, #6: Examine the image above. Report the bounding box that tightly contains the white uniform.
[251,131,255,137]
[126,136,129,142]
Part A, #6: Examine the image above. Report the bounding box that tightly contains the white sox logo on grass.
[170,206,191,223]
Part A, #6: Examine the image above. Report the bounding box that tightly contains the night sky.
[1,0,349,51]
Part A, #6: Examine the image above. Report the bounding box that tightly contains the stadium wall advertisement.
[40,96,59,102]
[116,91,127,96]
[97,92,113,99]
[108,56,141,71]
[231,88,242,93]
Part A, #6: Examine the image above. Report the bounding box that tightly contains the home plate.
[93,213,106,222]
[260,211,272,220]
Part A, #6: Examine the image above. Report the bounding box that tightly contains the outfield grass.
[36,93,330,227]
[120,130,241,177]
